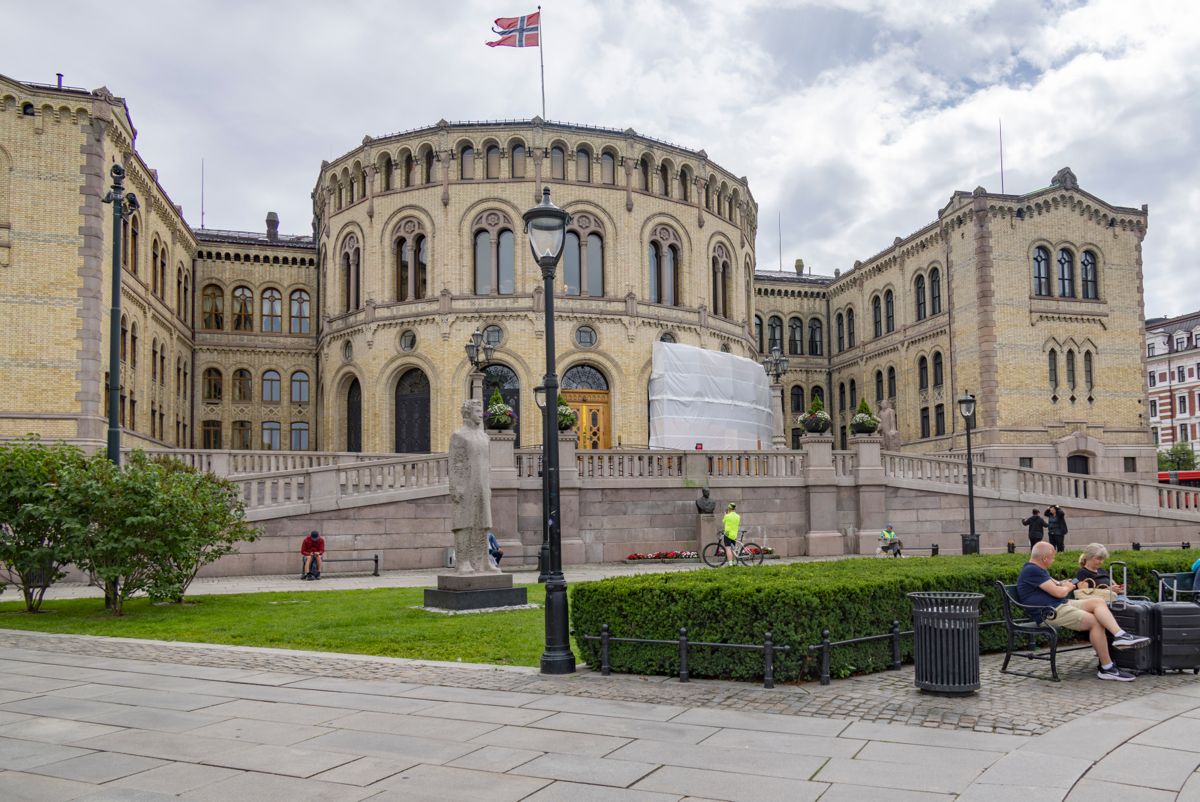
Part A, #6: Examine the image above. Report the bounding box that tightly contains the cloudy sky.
[6,0,1198,316]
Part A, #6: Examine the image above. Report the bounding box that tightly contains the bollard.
[1006,541,1015,554]
[678,627,690,683]
[372,554,380,576]
[1132,542,1142,551]
[600,624,611,676]
[890,620,902,670]
[1183,542,1192,550]
[763,632,776,689]
[931,543,939,557]
[819,629,832,686]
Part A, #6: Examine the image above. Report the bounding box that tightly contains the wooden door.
[563,389,610,450]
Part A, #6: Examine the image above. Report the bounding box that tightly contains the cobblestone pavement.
[3,629,1198,737]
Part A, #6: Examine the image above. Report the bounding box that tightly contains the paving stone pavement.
[0,630,1199,800]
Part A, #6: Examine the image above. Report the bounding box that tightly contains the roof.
[754,270,834,286]
[194,228,314,249]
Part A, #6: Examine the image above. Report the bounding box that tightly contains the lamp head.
[483,342,496,362]
[124,193,140,214]
[958,392,976,421]
[533,384,547,410]
[464,340,478,364]
[523,188,570,268]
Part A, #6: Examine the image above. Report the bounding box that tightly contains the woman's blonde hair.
[1078,542,1109,567]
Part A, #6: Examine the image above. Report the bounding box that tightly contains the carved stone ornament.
[473,210,513,230]
[652,225,680,245]
[1051,167,1079,190]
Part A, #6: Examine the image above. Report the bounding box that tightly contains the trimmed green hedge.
[570,550,1200,682]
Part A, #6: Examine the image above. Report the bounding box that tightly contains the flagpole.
[538,6,546,118]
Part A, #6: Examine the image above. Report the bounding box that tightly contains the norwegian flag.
[486,11,540,47]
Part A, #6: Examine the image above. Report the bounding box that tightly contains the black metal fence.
[1131,541,1193,551]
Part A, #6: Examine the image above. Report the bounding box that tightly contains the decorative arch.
[471,209,517,296]
[391,216,429,302]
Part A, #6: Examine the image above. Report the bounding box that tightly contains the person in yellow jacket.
[722,503,741,566]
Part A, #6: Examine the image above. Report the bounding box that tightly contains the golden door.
[563,389,610,449]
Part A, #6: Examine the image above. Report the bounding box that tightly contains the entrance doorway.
[562,364,610,450]
[1068,454,1090,498]
[394,368,431,453]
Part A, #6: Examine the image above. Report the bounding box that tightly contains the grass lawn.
[0,584,567,667]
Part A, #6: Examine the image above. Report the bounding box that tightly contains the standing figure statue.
[879,399,900,451]
[449,399,499,574]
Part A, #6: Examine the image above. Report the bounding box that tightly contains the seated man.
[879,524,901,558]
[301,530,324,580]
[487,531,503,567]
[1018,541,1149,681]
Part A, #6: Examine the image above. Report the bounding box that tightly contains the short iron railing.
[581,623,791,688]
[807,619,1005,686]
[1131,541,1193,550]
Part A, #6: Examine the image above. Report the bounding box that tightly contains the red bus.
[1159,470,1200,488]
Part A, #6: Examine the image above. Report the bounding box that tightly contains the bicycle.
[701,530,765,567]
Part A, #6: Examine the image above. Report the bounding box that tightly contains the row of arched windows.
[914,268,942,321]
[201,368,310,405]
[1034,246,1099,299]
[917,351,946,392]
[202,284,311,334]
[754,315,824,356]
[201,420,309,451]
[119,216,192,321]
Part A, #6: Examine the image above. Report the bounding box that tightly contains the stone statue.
[879,399,900,451]
[449,398,498,574]
[695,486,715,514]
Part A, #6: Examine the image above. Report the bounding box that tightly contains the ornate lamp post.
[523,188,575,675]
[958,392,978,550]
[463,328,495,401]
[100,164,139,465]
[762,345,789,449]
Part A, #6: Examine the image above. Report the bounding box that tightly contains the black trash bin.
[960,533,980,555]
[908,591,983,695]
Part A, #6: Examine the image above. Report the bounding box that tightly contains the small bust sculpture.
[695,487,716,514]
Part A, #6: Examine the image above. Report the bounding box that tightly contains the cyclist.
[722,503,741,566]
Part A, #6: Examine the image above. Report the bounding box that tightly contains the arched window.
[808,320,823,356]
[380,154,393,191]
[638,157,651,191]
[340,234,361,311]
[932,351,944,387]
[704,179,712,210]
[811,386,824,405]
[849,380,857,410]
[710,244,731,318]
[836,313,845,353]
[233,369,252,402]
[290,422,309,450]
[1033,246,1051,296]
[290,371,309,404]
[918,356,929,391]
[1048,349,1059,388]
[151,340,158,383]
[1057,248,1075,297]
[788,317,802,355]
[232,286,253,330]
[157,242,168,298]
[182,271,190,323]
[875,370,884,403]
[575,147,591,182]
[513,144,528,178]
[202,285,223,330]
[459,144,475,179]
[120,315,128,363]
[261,288,282,333]
[659,163,670,196]
[394,228,429,302]
[790,385,805,413]
[403,153,415,187]
[767,316,783,352]
[422,149,435,183]
[290,290,311,334]
[262,370,281,403]
[929,269,941,314]
[129,216,139,275]
[231,420,252,450]
[885,290,895,332]
[1081,250,1098,299]
[1084,350,1094,389]
[872,296,882,338]
[887,366,896,399]
[549,145,564,180]
[203,368,223,403]
[485,145,500,179]
[1066,349,1076,388]
[838,383,846,411]
[915,275,927,320]
[647,227,681,306]
[679,167,691,202]
[176,268,184,316]
[601,151,616,185]
[150,240,159,295]
[129,323,138,368]
[261,421,281,451]
[562,214,604,297]
[754,315,764,353]
[472,212,516,295]
[202,420,221,449]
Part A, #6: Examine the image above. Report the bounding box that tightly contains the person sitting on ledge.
[879,524,901,558]
[301,530,324,580]
[1018,541,1149,681]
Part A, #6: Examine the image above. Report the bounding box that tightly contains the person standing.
[301,530,324,580]
[1021,508,1046,551]
[1045,505,1068,552]
[721,503,740,566]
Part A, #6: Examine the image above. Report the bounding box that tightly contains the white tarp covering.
[648,341,773,450]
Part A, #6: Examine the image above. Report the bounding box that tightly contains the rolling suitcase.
[1154,601,1200,674]
[1111,598,1158,674]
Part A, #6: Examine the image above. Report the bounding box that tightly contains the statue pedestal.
[424,573,527,611]
[696,513,716,554]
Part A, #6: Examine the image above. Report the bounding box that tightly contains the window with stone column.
[340,233,361,311]
[647,225,682,306]
[711,243,732,319]
[232,286,253,330]
[393,218,430,301]
[562,213,604,297]
[472,211,516,295]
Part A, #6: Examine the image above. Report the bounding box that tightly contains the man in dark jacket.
[1021,508,1046,551]
[1045,505,1068,552]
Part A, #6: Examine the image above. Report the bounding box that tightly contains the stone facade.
[1145,310,1200,456]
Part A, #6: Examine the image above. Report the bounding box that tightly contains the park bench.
[1151,569,1199,602]
[300,552,380,579]
[995,581,1090,681]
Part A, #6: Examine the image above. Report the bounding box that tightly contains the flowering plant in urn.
[556,393,578,431]
[850,398,880,434]
[485,387,515,430]
[801,396,832,433]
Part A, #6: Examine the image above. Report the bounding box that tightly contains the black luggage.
[1111,598,1158,674]
[1154,601,1200,674]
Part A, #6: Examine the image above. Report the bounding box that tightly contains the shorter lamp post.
[100,164,139,465]
[463,328,495,402]
[523,188,575,675]
[958,392,978,552]
[762,345,789,449]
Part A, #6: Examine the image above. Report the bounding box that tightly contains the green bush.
[570,550,1200,682]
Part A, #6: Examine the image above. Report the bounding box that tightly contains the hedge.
[569,550,1200,682]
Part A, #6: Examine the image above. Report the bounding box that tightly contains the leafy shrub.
[570,550,1200,682]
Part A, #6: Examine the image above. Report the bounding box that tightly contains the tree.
[1159,442,1197,472]
[0,438,86,611]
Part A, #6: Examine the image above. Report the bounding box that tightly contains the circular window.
[660,332,677,343]
[482,325,504,347]
[342,341,353,362]
[399,329,417,352]
[575,326,597,348]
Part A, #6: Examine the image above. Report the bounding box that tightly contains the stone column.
[771,381,787,449]
[853,434,886,554]
[803,434,842,555]
[557,432,585,564]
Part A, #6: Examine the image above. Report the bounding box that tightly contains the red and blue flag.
[487,11,540,47]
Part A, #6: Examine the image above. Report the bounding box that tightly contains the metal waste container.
[908,592,983,695]
[960,533,980,555]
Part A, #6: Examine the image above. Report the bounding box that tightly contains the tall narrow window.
[423,150,435,183]
[203,368,223,402]
[1081,250,1098,299]
[885,289,895,332]
[754,315,763,353]
[767,316,783,352]
[1048,349,1059,387]
[261,288,282,333]
[291,371,310,403]
[838,383,846,411]
[564,232,581,295]
[638,157,650,191]
[849,380,857,410]
[679,168,691,201]
[1057,249,1075,297]
[129,323,138,368]
[290,290,311,334]
[290,422,309,450]
[1066,349,1076,388]
[416,235,428,299]
[1084,350,1094,390]
[498,230,515,294]
[887,366,896,399]
[836,314,845,353]
[460,145,475,179]
[659,163,670,196]
[872,296,882,338]
[129,217,139,275]
[846,308,856,347]
[233,369,252,402]
[120,316,128,363]
[202,420,221,449]
[920,407,930,438]
[151,241,159,295]
[791,385,805,413]
[601,152,615,184]
[232,421,252,450]
[576,147,591,182]
[808,320,823,356]
[485,145,500,179]
[262,370,281,403]
[232,286,253,330]
[261,421,281,451]
[919,356,929,390]
[404,153,415,187]
[915,275,927,320]
[396,236,411,300]
[151,341,158,383]
[202,285,224,329]
[474,226,515,295]
[935,404,945,436]
[512,144,528,178]
[933,352,944,386]
[929,269,942,314]
[549,146,564,180]
[875,370,884,403]
[648,233,680,306]
[788,317,802,355]
[586,233,604,297]
[1034,246,1051,296]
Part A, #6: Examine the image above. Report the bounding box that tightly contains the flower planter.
[850,422,878,434]
[803,419,831,434]
[488,418,514,431]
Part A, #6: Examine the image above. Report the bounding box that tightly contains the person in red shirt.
[301,530,324,580]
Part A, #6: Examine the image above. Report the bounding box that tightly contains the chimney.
[794,258,804,275]
[56,73,63,89]
[266,211,279,241]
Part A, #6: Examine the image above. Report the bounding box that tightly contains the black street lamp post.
[523,188,575,675]
[464,327,495,401]
[958,392,978,548]
[101,164,139,465]
[762,346,789,449]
